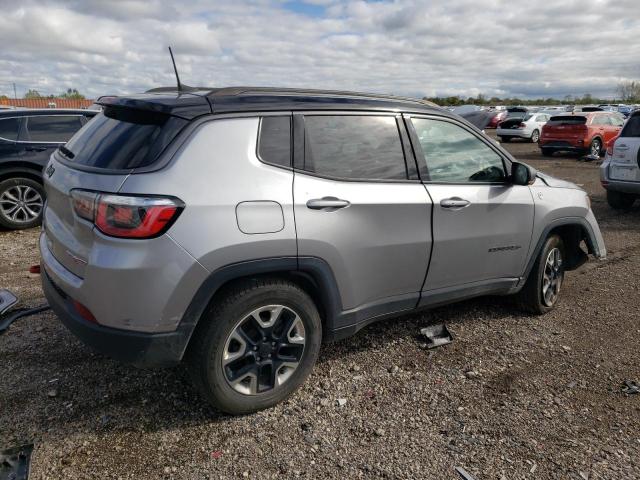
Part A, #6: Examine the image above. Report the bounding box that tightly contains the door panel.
[405,114,535,291]
[423,184,534,290]
[294,173,432,311]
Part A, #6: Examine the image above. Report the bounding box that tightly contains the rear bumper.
[42,267,187,367]
[600,159,640,194]
[539,140,585,152]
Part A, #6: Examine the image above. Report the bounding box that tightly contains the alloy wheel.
[222,305,306,395]
[531,130,540,143]
[590,139,601,157]
[0,185,44,224]
[542,247,563,307]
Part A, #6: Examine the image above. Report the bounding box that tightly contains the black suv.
[0,109,96,229]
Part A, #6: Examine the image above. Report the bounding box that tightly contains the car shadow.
[0,294,522,439]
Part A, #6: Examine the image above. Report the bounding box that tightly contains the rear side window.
[302,115,407,181]
[0,118,20,141]
[620,116,640,137]
[258,116,291,167]
[60,107,187,170]
[591,115,610,126]
[26,116,83,142]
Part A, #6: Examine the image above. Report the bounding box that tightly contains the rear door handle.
[440,197,470,209]
[306,197,350,211]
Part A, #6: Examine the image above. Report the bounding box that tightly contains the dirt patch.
[1,135,639,479]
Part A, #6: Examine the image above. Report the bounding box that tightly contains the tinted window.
[621,116,640,137]
[411,118,506,183]
[27,116,83,142]
[61,107,187,170]
[0,118,19,141]
[548,116,586,125]
[258,116,291,167]
[303,116,407,180]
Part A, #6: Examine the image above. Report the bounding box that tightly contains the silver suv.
[40,87,606,414]
[600,110,640,209]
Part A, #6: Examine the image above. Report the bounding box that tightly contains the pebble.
[336,398,347,407]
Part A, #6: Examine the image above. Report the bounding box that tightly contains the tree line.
[0,88,86,100]
[424,81,640,107]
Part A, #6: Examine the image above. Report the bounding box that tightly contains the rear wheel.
[589,138,602,157]
[530,129,540,143]
[516,234,565,315]
[187,278,322,414]
[541,148,554,157]
[0,177,45,230]
[607,190,636,210]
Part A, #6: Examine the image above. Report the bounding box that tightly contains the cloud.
[0,0,638,99]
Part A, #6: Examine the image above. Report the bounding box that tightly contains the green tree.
[25,89,42,99]
[60,88,85,100]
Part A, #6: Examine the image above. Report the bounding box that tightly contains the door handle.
[440,197,470,209]
[26,146,47,152]
[306,197,350,211]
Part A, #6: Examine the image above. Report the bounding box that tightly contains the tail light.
[519,122,526,128]
[606,143,614,156]
[71,190,184,239]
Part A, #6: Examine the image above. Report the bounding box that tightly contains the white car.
[497,112,551,143]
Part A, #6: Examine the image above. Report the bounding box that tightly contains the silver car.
[40,87,606,414]
[600,110,640,208]
[497,112,551,143]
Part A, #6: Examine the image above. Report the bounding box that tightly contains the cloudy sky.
[0,0,638,100]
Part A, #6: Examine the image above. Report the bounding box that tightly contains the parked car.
[487,110,507,128]
[0,109,96,229]
[40,87,605,414]
[497,112,550,143]
[600,110,640,209]
[539,111,625,157]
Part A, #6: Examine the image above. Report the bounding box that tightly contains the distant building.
[0,97,94,109]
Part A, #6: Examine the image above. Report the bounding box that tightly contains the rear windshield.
[547,116,587,125]
[620,115,640,137]
[59,106,187,170]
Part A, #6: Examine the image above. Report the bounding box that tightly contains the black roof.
[99,86,445,120]
[0,108,96,117]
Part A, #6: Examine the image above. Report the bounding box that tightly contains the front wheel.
[186,278,322,414]
[589,138,602,157]
[516,235,565,315]
[530,129,540,143]
[0,177,45,230]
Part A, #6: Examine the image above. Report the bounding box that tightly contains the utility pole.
[13,83,17,100]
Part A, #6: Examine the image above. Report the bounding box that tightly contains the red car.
[539,111,625,157]
[487,110,507,128]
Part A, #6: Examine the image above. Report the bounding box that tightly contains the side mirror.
[512,162,537,186]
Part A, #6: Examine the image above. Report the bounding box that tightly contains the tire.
[541,148,554,157]
[516,234,565,315]
[0,177,45,230]
[530,129,540,143]
[186,278,322,414]
[589,138,602,157]
[607,190,636,210]
[500,136,511,143]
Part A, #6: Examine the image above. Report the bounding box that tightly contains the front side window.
[26,116,83,142]
[0,118,20,141]
[258,116,291,168]
[411,118,506,183]
[302,115,407,181]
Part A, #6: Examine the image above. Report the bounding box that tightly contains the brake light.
[519,122,526,128]
[71,190,183,239]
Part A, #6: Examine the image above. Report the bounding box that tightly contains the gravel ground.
[1,133,639,479]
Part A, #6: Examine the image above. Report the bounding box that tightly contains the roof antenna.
[168,46,183,92]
